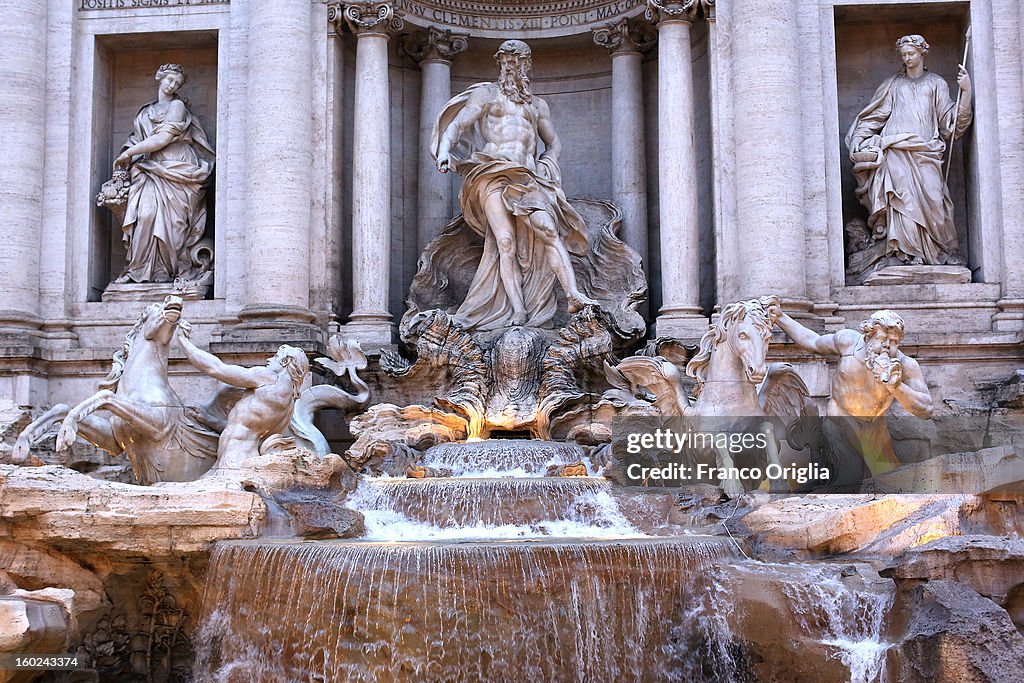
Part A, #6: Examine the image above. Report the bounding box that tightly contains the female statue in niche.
[111,63,215,284]
[846,34,972,267]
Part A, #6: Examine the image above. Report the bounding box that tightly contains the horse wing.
[758,362,812,419]
[612,356,689,415]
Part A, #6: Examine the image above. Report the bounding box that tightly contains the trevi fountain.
[1,1,1023,681]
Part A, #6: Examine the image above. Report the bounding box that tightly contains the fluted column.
[404,27,467,253]
[237,0,316,331]
[731,0,808,308]
[646,0,708,339]
[0,0,46,338]
[341,2,402,346]
[592,19,653,277]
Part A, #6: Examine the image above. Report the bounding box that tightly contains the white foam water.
[417,439,595,478]
[347,476,645,541]
[780,568,892,683]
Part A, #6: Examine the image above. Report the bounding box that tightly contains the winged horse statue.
[12,297,371,485]
[12,296,222,484]
[605,296,814,498]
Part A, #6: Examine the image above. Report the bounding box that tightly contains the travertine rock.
[277,497,366,539]
[0,595,70,674]
[883,535,1024,609]
[860,444,1024,495]
[891,580,1024,683]
[740,494,971,557]
[994,369,1024,408]
[0,542,105,617]
[0,465,266,557]
[233,449,352,493]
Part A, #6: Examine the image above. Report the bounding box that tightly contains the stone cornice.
[592,17,656,55]
[401,26,469,63]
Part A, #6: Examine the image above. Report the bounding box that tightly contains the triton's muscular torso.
[477,93,541,171]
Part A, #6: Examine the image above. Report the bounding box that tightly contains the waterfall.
[193,439,895,682]
[347,477,641,541]
[689,561,894,683]
[195,538,733,682]
[780,568,893,683]
[417,439,594,477]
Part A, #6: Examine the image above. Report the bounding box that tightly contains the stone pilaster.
[402,27,468,253]
[339,2,403,347]
[592,19,654,283]
[229,0,318,344]
[646,0,709,340]
[0,0,46,340]
[730,0,809,311]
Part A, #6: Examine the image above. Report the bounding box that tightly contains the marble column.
[403,27,468,254]
[341,2,403,346]
[704,4,740,308]
[592,19,653,276]
[646,0,708,339]
[0,0,46,338]
[236,0,316,334]
[730,0,808,309]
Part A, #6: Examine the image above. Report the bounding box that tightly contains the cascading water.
[347,477,641,540]
[195,539,731,681]
[687,562,895,683]
[781,568,893,683]
[415,439,596,478]
[193,440,896,682]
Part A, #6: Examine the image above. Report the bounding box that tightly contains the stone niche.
[355,27,714,322]
[89,31,219,301]
[834,3,972,284]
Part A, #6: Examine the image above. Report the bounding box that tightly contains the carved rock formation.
[890,580,1024,683]
[882,535,1024,628]
[349,306,632,469]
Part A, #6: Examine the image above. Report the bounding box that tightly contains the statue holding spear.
[846,32,974,267]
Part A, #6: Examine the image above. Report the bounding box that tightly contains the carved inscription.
[80,0,228,10]
[390,0,643,33]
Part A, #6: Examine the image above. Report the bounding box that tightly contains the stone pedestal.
[863,266,972,287]
[101,280,213,303]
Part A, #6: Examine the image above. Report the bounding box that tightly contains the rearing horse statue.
[13,295,220,484]
[605,296,813,497]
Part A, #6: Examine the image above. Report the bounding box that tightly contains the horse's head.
[687,298,773,394]
[99,296,183,391]
[140,295,184,345]
[721,299,773,384]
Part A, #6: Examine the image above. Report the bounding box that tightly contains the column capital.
[644,0,714,25]
[592,18,656,56]
[330,2,404,36]
[401,26,469,64]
